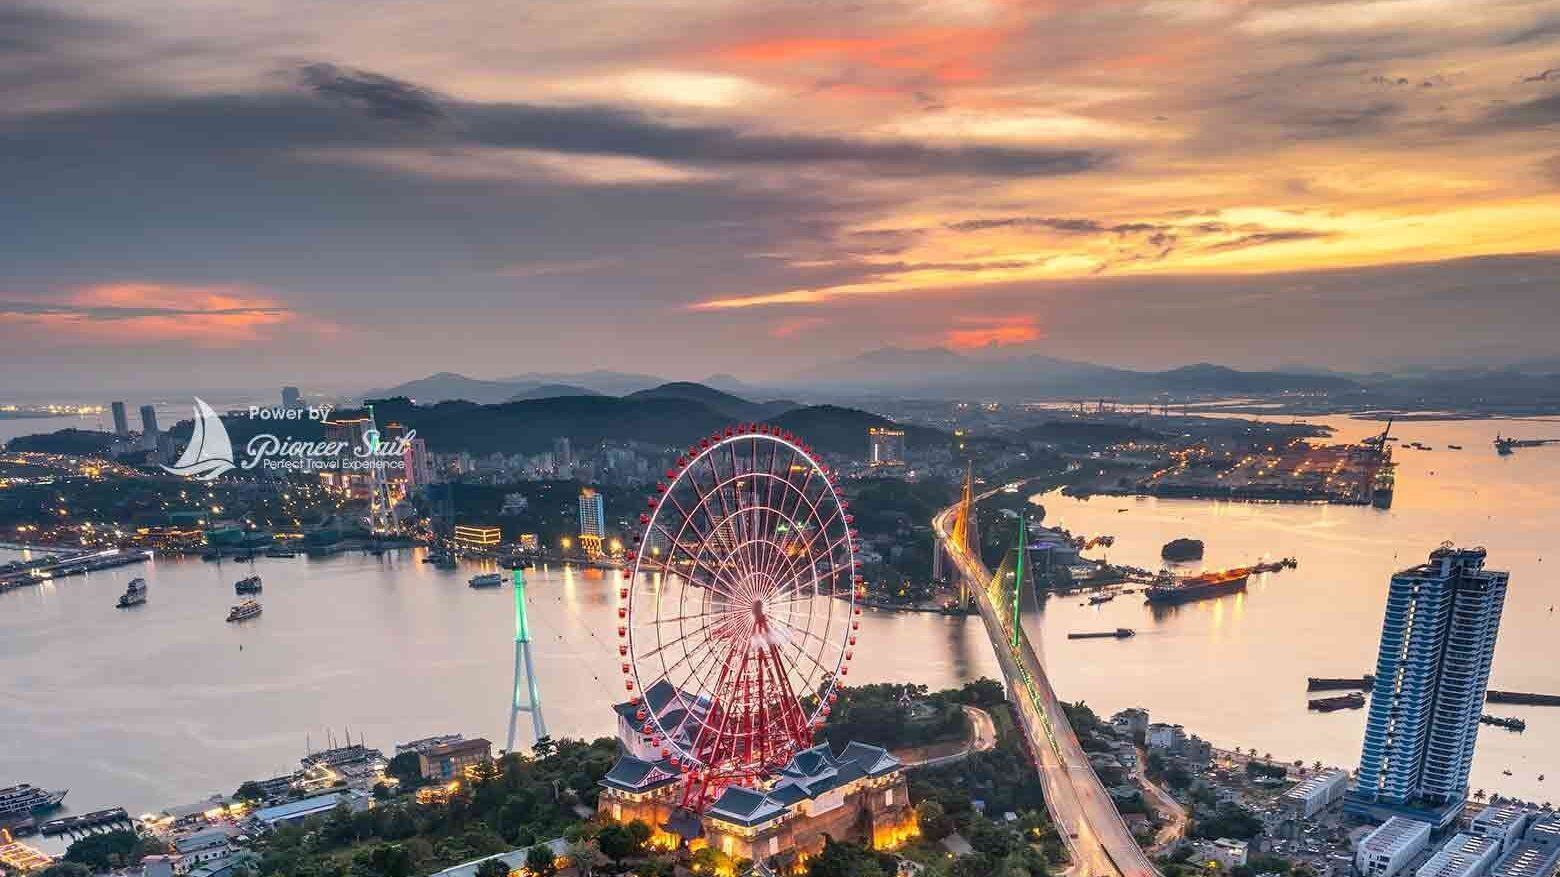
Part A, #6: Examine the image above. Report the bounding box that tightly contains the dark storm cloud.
[454,101,1111,176]
[0,3,112,53]
[298,63,448,124]
[1483,91,1560,130]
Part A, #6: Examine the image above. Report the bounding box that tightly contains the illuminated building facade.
[599,684,916,867]
[578,488,606,556]
[867,427,905,467]
[453,525,502,552]
[1348,545,1508,827]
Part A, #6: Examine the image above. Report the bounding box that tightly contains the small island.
[1161,538,1205,562]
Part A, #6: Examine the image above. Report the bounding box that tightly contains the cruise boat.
[468,573,504,588]
[0,785,67,820]
[234,575,262,594]
[226,600,262,622]
[116,578,148,608]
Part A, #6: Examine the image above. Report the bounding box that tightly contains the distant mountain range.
[786,347,1358,399]
[367,352,1360,408]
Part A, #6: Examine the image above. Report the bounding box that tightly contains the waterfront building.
[867,427,906,467]
[1281,769,1350,819]
[417,737,492,781]
[1110,708,1150,739]
[1415,834,1502,877]
[111,401,129,436]
[140,404,160,449]
[1347,545,1509,827]
[578,488,605,555]
[281,386,301,409]
[1356,817,1433,877]
[1470,805,1536,852]
[1489,813,1560,877]
[249,791,371,828]
[453,525,502,552]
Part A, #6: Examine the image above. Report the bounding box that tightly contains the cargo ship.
[116,577,148,608]
[1145,568,1251,604]
[226,600,262,622]
[234,575,262,594]
[0,785,67,820]
[1371,467,1395,509]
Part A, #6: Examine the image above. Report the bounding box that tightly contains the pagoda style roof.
[600,755,680,793]
[702,741,902,828]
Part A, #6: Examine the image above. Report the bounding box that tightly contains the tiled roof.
[600,756,680,792]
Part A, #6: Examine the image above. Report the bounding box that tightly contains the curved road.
[934,485,1162,877]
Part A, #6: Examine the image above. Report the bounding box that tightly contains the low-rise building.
[598,741,915,868]
[1489,813,1560,877]
[1282,770,1350,819]
[1414,833,1502,877]
[250,791,371,828]
[1147,723,1186,752]
[418,738,492,781]
[1356,817,1433,877]
[426,839,571,877]
[1470,805,1536,853]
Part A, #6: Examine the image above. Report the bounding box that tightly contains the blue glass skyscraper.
[1347,545,1508,827]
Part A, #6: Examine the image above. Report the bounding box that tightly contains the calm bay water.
[1027,415,1560,805]
[1,414,1556,824]
[0,550,996,819]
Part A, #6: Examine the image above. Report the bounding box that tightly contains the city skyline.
[3,1,1559,390]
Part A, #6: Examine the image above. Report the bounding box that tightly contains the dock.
[0,549,151,594]
[39,808,131,836]
[1486,690,1560,707]
[1306,678,1560,706]
[1307,675,1374,691]
[1480,715,1527,732]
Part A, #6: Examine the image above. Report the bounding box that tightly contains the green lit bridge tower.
[506,569,547,752]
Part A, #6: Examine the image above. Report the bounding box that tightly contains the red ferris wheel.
[616,424,861,807]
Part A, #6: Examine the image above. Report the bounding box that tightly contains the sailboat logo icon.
[160,397,237,481]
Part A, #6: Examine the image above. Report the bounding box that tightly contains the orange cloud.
[0,282,304,347]
[943,314,1043,349]
[769,315,828,338]
[713,25,1010,86]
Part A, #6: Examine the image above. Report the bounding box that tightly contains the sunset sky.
[3,0,1558,392]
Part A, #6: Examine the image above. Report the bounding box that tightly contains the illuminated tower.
[506,568,547,752]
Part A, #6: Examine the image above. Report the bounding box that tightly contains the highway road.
[933,485,1162,877]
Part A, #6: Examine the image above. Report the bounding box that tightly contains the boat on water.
[116,577,148,608]
[226,600,262,622]
[468,573,504,588]
[264,546,298,558]
[234,575,262,594]
[498,554,533,570]
[1309,692,1366,712]
[1088,593,1116,605]
[1067,628,1136,640]
[1448,444,1463,450]
[0,785,67,820]
[1145,567,1251,604]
